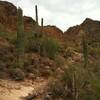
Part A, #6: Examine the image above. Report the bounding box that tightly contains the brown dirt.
[0,78,49,100]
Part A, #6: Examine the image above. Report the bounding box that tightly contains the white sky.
[2,0,100,31]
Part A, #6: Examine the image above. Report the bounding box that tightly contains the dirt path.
[0,78,49,100]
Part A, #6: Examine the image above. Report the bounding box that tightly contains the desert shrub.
[9,68,25,81]
[47,78,69,100]
[45,62,100,100]
[0,24,8,38]
[25,32,42,52]
[31,36,43,53]
[26,34,60,59]
[88,46,100,58]
[46,73,72,99]
[64,47,75,58]
[0,32,9,38]
[0,23,16,41]
[42,37,60,59]
[9,33,17,44]
[54,55,65,66]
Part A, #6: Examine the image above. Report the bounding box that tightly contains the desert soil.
[0,78,48,100]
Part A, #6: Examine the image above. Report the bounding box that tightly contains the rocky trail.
[0,78,49,100]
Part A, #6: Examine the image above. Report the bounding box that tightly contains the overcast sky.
[3,0,100,31]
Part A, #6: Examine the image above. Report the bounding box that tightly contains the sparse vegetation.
[0,1,100,100]
[9,68,25,81]
[26,35,60,59]
[82,34,88,68]
[42,37,60,59]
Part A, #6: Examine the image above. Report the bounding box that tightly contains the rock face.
[0,1,36,32]
[0,37,15,78]
[24,16,36,32]
[43,25,63,41]
[0,1,63,41]
[0,1,17,32]
[64,18,100,44]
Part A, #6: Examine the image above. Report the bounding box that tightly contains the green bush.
[46,62,100,100]
[54,55,65,66]
[26,35,60,59]
[43,38,60,59]
[25,32,42,52]
[9,33,17,44]
[88,46,100,58]
[0,23,16,41]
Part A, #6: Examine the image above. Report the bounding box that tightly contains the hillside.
[64,18,100,45]
[0,1,100,100]
[0,1,63,41]
[43,25,63,41]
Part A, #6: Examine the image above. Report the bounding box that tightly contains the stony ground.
[0,78,49,100]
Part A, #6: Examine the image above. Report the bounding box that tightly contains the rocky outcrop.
[0,1,36,32]
[24,16,36,32]
[43,25,63,41]
[64,18,100,44]
[0,1,17,32]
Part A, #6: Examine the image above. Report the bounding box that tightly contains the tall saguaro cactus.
[82,34,88,68]
[41,18,44,37]
[41,18,43,28]
[79,30,88,68]
[17,7,25,68]
[35,5,38,25]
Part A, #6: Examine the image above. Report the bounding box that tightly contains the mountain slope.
[0,1,63,41]
[64,18,100,44]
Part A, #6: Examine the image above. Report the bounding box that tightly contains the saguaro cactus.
[41,18,43,27]
[40,18,44,37]
[82,34,88,68]
[35,5,38,25]
[79,30,88,68]
[17,7,25,68]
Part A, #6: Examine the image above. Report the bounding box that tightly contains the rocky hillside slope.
[0,1,36,32]
[64,18,100,44]
[0,1,63,41]
[43,25,63,41]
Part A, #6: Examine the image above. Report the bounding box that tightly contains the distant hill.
[0,1,100,42]
[64,18,100,45]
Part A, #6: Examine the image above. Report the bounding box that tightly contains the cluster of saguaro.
[35,5,38,25]
[17,7,25,68]
[16,5,44,67]
[34,5,44,38]
[35,5,44,27]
